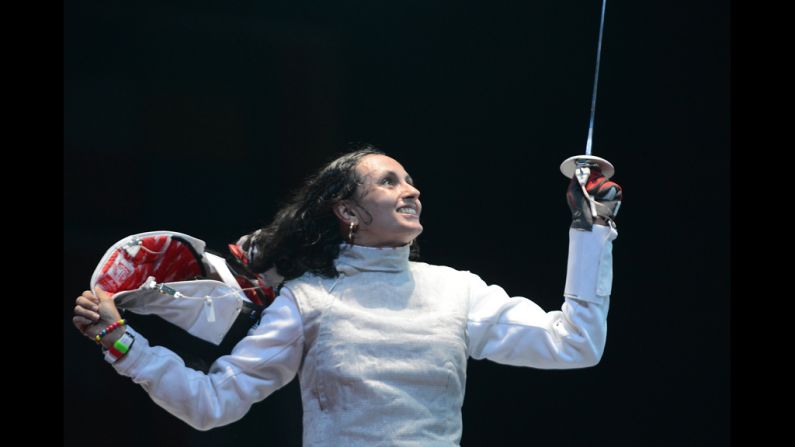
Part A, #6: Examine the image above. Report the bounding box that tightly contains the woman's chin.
[405,224,423,239]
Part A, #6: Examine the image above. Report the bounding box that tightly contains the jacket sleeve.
[466,224,617,369]
[109,291,305,430]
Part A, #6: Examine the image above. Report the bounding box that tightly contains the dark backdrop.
[64,1,730,445]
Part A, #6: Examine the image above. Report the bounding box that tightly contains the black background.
[64,1,730,445]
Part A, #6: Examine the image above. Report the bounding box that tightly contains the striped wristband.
[103,331,136,364]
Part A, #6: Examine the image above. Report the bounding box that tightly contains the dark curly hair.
[240,145,420,282]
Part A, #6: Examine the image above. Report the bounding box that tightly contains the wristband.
[103,331,136,364]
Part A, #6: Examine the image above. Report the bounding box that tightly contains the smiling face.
[333,154,422,247]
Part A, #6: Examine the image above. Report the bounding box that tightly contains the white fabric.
[109,227,616,443]
[286,247,468,445]
[204,252,244,291]
[564,224,618,302]
[112,294,304,430]
[112,280,248,346]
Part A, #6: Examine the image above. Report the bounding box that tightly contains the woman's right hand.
[73,287,125,346]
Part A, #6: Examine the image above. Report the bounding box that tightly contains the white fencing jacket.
[110,225,617,446]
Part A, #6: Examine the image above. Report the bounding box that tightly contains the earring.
[348,221,358,242]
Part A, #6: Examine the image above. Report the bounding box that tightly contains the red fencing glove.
[566,166,623,231]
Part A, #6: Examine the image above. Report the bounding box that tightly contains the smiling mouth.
[397,206,418,216]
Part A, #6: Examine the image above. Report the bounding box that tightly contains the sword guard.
[560,155,615,179]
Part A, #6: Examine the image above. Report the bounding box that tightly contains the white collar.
[334,242,411,274]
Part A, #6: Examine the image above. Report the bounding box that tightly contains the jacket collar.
[335,242,411,274]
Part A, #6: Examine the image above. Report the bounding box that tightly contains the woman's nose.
[403,182,420,198]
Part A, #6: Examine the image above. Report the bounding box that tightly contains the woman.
[73,146,622,445]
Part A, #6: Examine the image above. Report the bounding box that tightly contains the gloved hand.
[566,166,623,231]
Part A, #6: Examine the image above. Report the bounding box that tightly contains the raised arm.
[466,169,622,368]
